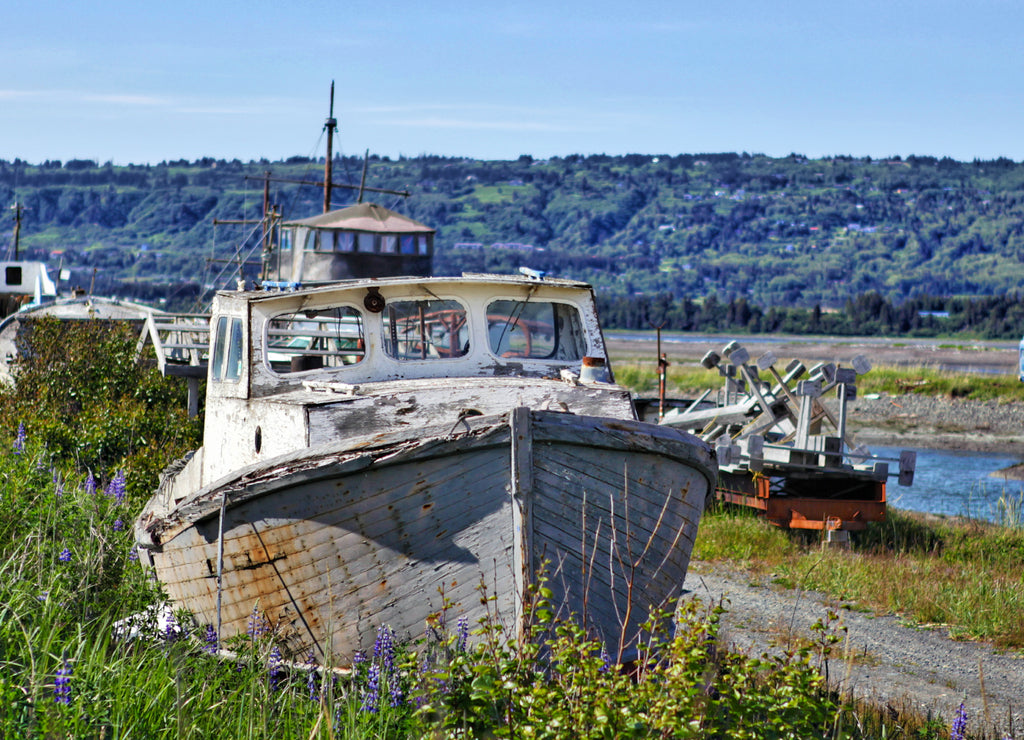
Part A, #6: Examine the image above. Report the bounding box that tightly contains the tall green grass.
[697,504,1024,650]
[613,357,1024,402]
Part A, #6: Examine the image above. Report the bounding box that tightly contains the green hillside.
[3,152,1024,314]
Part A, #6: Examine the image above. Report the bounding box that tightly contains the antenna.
[323,81,338,213]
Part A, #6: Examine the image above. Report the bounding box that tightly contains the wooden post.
[323,82,337,214]
[510,407,534,641]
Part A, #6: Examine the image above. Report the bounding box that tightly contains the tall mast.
[10,201,25,260]
[323,81,338,213]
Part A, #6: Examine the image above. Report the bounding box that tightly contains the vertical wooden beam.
[323,82,337,213]
[509,407,533,641]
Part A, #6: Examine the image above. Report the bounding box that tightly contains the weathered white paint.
[135,275,717,663]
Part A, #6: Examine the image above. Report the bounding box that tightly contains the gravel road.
[682,561,1024,736]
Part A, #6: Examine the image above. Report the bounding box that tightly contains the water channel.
[871,445,1023,523]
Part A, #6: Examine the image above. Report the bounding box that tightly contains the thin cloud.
[377,116,600,134]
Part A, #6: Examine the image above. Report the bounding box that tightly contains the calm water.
[872,445,1024,523]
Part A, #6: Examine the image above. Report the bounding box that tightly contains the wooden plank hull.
[138,409,715,663]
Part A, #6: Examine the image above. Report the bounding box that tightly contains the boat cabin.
[270,202,434,283]
[187,274,632,487]
[0,261,58,318]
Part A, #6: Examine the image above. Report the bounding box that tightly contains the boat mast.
[10,201,25,260]
[323,82,338,213]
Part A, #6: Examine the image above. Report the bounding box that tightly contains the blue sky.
[3,0,1023,164]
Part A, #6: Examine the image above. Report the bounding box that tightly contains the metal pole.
[215,492,227,649]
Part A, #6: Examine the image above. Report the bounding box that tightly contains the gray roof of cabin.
[281,202,435,234]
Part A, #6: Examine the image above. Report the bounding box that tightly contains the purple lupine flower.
[53,658,72,705]
[374,625,395,673]
[113,519,124,532]
[268,646,284,691]
[951,702,968,740]
[456,615,469,652]
[128,548,139,562]
[164,610,179,643]
[305,651,319,702]
[247,606,269,640]
[599,647,611,673]
[204,624,219,655]
[107,470,126,505]
[58,548,72,563]
[13,422,26,455]
[84,473,96,496]
[352,649,365,678]
[360,663,380,714]
[389,676,404,707]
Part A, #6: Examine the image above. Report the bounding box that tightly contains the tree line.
[596,291,1024,340]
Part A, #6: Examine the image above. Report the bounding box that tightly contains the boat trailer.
[659,341,916,531]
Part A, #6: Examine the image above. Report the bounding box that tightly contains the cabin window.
[211,317,228,381]
[380,235,397,254]
[356,233,375,253]
[265,305,365,374]
[280,229,293,253]
[418,235,431,255]
[5,266,23,287]
[382,299,469,361]
[486,300,587,361]
[225,319,245,380]
[304,230,319,252]
[400,235,416,254]
[211,316,245,382]
[335,232,354,252]
[316,231,333,252]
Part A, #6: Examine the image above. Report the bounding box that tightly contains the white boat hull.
[137,408,715,662]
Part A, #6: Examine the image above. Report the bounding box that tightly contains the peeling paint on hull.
[139,409,715,663]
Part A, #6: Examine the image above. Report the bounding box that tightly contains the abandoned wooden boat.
[134,274,716,662]
[659,341,915,532]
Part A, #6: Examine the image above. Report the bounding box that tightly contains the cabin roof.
[281,202,435,234]
[216,273,594,305]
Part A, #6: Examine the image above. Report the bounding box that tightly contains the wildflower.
[268,646,284,691]
[128,548,139,562]
[58,548,72,563]
[247,606,269,640]
[204,624,219,655]
[599,647,611,673]
[84,472,96,496]
[164,610,179,643]
[113,518,124,532]
[53,658,72,705]
[305,651,319,702]
[107,470,126,505]
[951,702,968,740]
[374,625,395,673]
[456,615,469,652]
[389,676,404,707]
[13,422,26,455]
[360,663,380,713]
[352,649,365,678]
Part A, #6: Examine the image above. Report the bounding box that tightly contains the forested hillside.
[3,152,1024,316]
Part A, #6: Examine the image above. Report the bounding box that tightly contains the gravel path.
[682,561,1024,736]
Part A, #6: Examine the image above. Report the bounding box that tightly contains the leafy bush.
[0,316,201,503]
